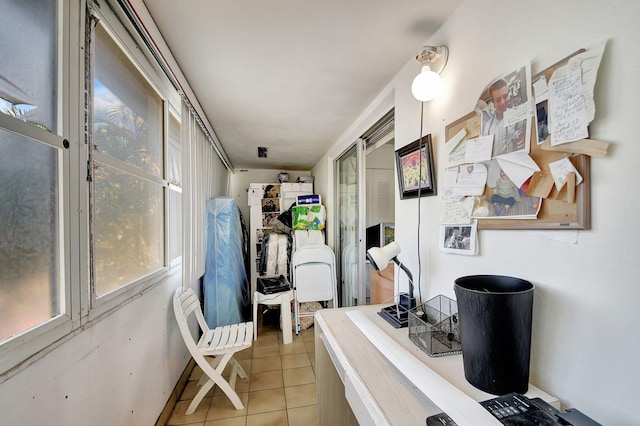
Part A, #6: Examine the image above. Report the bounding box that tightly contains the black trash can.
[454,275,534,395]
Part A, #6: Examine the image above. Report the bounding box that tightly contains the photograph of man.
[479,67,531,157]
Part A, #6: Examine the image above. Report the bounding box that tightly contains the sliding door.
[336,141,366,307]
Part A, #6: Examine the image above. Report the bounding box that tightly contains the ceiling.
[143,0,461,171]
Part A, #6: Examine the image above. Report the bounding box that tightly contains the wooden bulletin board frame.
[445,51,591,230]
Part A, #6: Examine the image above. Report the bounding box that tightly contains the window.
[91,24,166,297]
[0,0,192,377]
[0,0,65,343]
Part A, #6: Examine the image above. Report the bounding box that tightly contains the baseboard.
[155,358,196,426]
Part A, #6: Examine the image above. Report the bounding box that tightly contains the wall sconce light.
[411,46,449,102]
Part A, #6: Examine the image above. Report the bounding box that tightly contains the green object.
[292,205,326,230]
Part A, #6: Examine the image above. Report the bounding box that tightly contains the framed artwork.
[395,135,436,199]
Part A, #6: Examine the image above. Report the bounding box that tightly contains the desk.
[253,290,293,345]
[315,305,559,426]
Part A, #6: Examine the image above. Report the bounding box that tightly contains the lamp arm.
[392,257,414,297]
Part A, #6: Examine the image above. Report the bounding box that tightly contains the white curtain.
[181,101,229,290]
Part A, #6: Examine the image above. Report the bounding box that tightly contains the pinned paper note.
[445,128,468,166]
[440,198,474,225]
[533,76,549,102]
[548,66,589,145]
[464,135,493,164]
[567,41,605,123]
[495,151,541,188]
[548,157,583,189]
[453,163,488,197]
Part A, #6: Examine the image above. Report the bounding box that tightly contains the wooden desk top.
[315,305,558,426]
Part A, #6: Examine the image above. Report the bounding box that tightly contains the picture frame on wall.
[395,135,436,199]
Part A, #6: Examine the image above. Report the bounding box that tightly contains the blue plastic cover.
[204,197,248,328]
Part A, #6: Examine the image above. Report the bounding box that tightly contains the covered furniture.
[173,287,253,414]
[292,244,337,334]
[204,197,249,328]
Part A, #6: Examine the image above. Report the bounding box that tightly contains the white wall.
[0,274,186,425]
[314,1,640,423]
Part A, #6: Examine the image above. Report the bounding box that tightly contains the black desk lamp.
[367,241,416,328]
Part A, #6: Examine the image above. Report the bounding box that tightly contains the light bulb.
[411,65,443,102]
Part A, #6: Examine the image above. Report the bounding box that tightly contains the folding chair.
[173,287,253,414]
[292,245,337,334]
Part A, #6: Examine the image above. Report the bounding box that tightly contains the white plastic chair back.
[292,245,337,333]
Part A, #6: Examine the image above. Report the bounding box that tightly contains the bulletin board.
[445,50,592,230]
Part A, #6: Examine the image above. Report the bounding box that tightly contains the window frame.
[84,3,181,319]
[0,0,184,378]
[0,0,74,377]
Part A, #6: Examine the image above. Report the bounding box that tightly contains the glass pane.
[93,163,164,296]
[0,129,59,341]
[337,145,359,307]
[168,115,181,185]
[168,116,181,262]
[0,0,57,133]
[93,25,163,176]
[169,188,182,262]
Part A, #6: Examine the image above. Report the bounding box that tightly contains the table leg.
[253,292,258,341]
[280,295,292,344]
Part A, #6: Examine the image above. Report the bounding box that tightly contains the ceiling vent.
[257,147,268,158]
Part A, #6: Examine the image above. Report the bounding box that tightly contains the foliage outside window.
[92,25,165,297]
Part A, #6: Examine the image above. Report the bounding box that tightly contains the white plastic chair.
[173,287,253,414]
[292,245,338,334]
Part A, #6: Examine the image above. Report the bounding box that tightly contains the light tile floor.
[166,319,317,426]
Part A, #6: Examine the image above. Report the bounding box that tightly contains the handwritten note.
[446,128,468,166]
[465,135,493,163]
[548,66,589,145]
[441,167,462,201]
[503,100,535,127]
[453,163,488,197]
[440,198,474,225]
[548,157,583,189]
[568,42,605,123]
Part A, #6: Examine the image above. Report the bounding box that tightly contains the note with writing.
[453,163,488,197]
[464,135,493,163]
[440,166,461,201]
[445,128,468,166]
[503,99,535,127]
[548,157,583,189]
[440,198,474,225]
[548,66,588,145]
[568,42,605,123]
